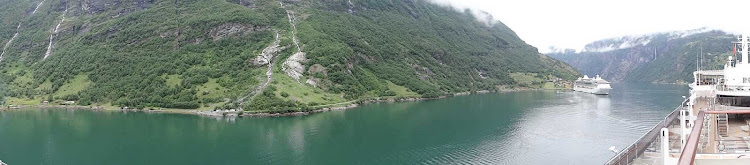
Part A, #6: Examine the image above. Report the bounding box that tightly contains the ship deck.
[618,97,750,165]
[621,97,712,165]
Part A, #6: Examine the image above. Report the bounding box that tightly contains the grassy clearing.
[164,74,182,87]
[11,72,32,86]
[36,80,52,91]
[386,81,421,98]
[53,75,92,98]
[195,78,227,99]
[541,82,556,89]
[510,72,544,88]
[272,73,346,105]
[5,97,42,105]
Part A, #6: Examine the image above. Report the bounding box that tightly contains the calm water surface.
[0,83,687,165]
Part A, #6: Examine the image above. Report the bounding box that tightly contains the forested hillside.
[0,0,578,112]
[549,30,733,83]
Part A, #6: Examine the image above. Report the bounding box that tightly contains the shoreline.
[0,88,569,117]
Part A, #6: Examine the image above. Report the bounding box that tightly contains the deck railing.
[604,99,688,165]
[716,85,750,92]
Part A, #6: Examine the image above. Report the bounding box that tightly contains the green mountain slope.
[0,0,578,112]
[549,30,733,83]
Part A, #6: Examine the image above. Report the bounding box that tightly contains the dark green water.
[0,83,687,165]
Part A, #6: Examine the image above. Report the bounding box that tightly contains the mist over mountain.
[548,29,733,83]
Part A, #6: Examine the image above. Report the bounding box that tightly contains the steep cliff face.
[549,30,733,83]
[0,0,578,111]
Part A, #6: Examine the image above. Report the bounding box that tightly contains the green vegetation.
[53,74,92,98]
[549,31,732,83]
[510,73,543,87]
[0,0,578,112]
[385,81,421,98]
[272,72,346,106]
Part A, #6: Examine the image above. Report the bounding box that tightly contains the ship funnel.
[583,75,589,79]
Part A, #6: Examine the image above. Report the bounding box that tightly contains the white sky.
[431,0,750,53]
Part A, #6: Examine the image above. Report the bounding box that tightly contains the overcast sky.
[431,0,750,53]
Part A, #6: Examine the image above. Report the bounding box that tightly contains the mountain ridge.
[548,29,732,83]
[0,0,578,112]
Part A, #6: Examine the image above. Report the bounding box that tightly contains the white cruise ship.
[606,34,750,165]
[574,75,612,95]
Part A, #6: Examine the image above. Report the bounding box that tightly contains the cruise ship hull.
[573,86,611,95]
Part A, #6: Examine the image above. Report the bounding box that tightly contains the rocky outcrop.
[348,0,355,14]
[307,64,327,76]
[413,64,435,80]
[305,64,327,87]
[209,23,269,41]
[282,52,306,81]
[251,31,282,66]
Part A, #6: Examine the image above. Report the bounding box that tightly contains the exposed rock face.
[282,52,307,81]
[307,64,327,76]
[347,0,355,14]
[413,65,435,80]
[280,2,307,82]
[305,78,319,87]
[305,64,327,87]
[476,69,488,79]
[209,23,269,41]
[238,31,283,109]
[251,32,281,66]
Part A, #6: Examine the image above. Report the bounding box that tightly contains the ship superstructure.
[574,75,612,95]
[606,34,750,165]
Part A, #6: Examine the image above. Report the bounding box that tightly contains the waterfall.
[238,31,282,109]
[280,1,308,82]
[1,0,45,63]
[43,7,68,60]
[32,0,44,14]
[0,24,21,63]
[348,0,355,14]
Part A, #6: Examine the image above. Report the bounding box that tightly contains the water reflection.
[0,83,688,165]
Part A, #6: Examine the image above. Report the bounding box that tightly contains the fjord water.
[0,83,687,165]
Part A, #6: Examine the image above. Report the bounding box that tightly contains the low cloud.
[424,0,750,53]
[427,0,497,26]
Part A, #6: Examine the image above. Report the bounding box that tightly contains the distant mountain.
[548,29,733,83]
[0,0,578,111]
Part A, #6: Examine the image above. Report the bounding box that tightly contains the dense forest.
[0,0,578,112]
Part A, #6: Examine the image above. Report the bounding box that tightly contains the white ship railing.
[716,85,750,92]
[604,99,689,165]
